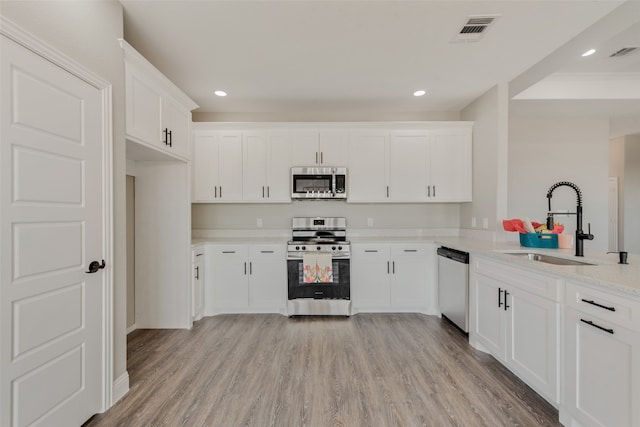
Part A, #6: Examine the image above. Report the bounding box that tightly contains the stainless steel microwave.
[291,167,347,200]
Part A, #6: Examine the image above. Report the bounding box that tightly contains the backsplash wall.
[192,203,461,231]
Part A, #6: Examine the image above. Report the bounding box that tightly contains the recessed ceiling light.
[214,90,227,97]
[581,49,596,57]
[414,90,426,97]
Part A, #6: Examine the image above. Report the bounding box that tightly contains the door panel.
[1,35,104,426]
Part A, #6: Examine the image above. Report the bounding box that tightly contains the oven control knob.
[301,246,306,251]
[317,246,321,251]
[332,246,336,251]
[338,246,342,250]
[295,246,300,250]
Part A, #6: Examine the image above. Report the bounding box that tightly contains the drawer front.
[566,281,640,330]
[249,244,285,258]
[390,244,430,257]
[207,244,248,257]
[352,244,390,258]
[472,256,561,301]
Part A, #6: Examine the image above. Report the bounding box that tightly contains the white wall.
[1,1,128,384]
[459,84,510,233]
[610,116,640,138]
[508,117,609,251]
[193,202,460,232]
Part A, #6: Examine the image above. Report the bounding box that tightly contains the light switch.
[367,218,374,227]
[257,218,263,228]
[482,218,489,229]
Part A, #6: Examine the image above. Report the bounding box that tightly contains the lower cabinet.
[204,244,286,315]
[192,247,205,321]
[351,243,435,314]
[470,256,560,405]
[561,281,640,427]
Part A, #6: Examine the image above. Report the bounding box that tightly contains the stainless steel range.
[287,217,351,316]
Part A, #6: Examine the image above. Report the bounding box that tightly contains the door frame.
[1,16,115,412]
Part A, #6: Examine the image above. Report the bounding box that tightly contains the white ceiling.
[120,0,640,117]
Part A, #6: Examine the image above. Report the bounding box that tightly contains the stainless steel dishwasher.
[437,247,470,333]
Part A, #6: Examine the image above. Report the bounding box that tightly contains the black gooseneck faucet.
[546,181,594,257]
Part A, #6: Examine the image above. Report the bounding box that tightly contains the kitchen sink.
[503,252,595,266]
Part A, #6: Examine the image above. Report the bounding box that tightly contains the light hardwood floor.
[84,314,560,427]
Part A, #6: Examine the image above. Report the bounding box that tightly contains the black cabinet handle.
[267,186,270,198]
[504,290,510,311]
[214,186,217,198]
[580,318,614,335]
[365,250,378,253]
[195,253,203,257]
[219,186,222,198]
[222,251,236,254]
[392,261,395,274]
[262,186,265,198]
[428,185,431,197]
[86,259,106,274]
[261,250,274,254]
[320,152,323,164]
[433,185,436,197]
[581,298,616,312]
[498,287,503,308]
[168,130,172,147]
[244,262,247,275]
[195,266,199,280]
[387,186,390,198]
[404,249,417,253]
[249,262,252,275]
[387,261,390,274]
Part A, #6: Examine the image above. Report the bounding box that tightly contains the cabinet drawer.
[207,245,247,257]
[249,245,285,258]
[472,256,561,301]
[390,244,429,257]
[565,281,640,330]
[352,244,389,257]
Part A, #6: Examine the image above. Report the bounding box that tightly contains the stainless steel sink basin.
[504,252,595,266]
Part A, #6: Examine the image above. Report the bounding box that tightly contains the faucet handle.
[586,223,594,240]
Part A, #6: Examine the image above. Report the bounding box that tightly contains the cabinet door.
[248,245,286,311]
[564,307,640,427]
[390,245,428,309]
[192,132,219,202]
[242,132,268,201]
[470,272,505,358]
[265,133,291,202]
[162,95,191,159]
[210,246,248,310]
[348,132,388,202]
[430,129,472,202]
[290,131,319,165]
[125,63,162,146]
[319,131,348,166]
[218,132,244,201]
[388,132,429,201]
[192,251,204,321]
[506,287,559,403]
[351,246,391,311]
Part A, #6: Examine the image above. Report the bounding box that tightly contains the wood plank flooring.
[84,314,560,427]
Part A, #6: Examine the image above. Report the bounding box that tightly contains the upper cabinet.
[121,40,198,161]
[290,130,348,166]
[347,124,473,203]
[192,122,472,204]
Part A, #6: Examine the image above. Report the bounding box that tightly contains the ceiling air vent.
[609,47,638,58]
[452,15,500,43]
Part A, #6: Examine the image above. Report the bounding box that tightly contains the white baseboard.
[112,371,130,404]
[126,324,137,335]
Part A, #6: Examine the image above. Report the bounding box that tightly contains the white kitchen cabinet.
[348,131,389,202]
[242,132,291,202]
[351,243,435,313]
[429,128,472,202]
[122,40,197,161]
[290,130,347,166]
[562,281,640,427]
[469,256,560,404]
[192,247,205,321]
[205,244,286,314]
[348,125,472,203]
[192,131,243,202]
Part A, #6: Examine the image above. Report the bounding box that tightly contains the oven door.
[287,258,350,299]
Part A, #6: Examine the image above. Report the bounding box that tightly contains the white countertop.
[192,234,640,297]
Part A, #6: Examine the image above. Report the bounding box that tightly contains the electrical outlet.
[367,218,374,227]
[482,218,489,229]
[471,217,477,228]
[257,218,263,228]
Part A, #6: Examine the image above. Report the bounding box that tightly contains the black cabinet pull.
[262,186,265,198]
[214,186,217,198]
[433,185,436,197]
[168,130,172,147]
[267,186,270,198]
[428,185,431,197]
[581,298,616,312]
[244,262,247,275]
[249,262,252,275]
[387,261,390,274]
[392,261,395,274]
[195,266,199,280]
[260,250,274,254]
[504,290,510,311]
[219,186,222,198]
[222,251,236,254]
[364,250,378,253]
[195,253,203,257]
[404,249,418,252]
[498,287,503,308]
[581,318,614,335]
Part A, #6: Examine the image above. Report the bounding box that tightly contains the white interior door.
[1,35,105,426]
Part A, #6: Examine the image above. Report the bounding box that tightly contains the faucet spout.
[546,181,593,257]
